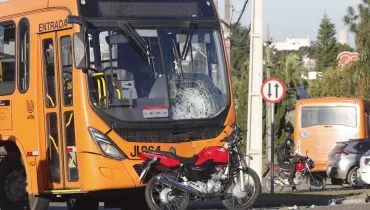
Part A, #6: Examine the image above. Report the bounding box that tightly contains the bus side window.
[0,22,16,95]
[18,18,30,93]
[60,36,73,106]
[43,39,56,108]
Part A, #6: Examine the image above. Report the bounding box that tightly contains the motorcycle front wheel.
[145,173,189,210]
[307,175,326,191]
[264,176,284,193]
[222,168,261,210]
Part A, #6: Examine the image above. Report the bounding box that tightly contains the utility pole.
[224,0,231,59]
[265,25,273,163]
[246,0,264,180]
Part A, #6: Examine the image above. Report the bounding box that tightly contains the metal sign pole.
[261,78,286,194]
[270,103,275,194]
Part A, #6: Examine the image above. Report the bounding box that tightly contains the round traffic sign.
[261,78,287,103]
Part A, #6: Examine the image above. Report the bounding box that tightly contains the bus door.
[40,30,80,190]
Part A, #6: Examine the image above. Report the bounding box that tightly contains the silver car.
[326,139,370,186]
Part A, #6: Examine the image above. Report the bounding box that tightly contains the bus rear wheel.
[0,153,49,210]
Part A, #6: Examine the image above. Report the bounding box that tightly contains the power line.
[235,0,249,25]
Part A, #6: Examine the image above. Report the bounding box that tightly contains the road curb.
[337,193,370,205]
[254,190,370,208]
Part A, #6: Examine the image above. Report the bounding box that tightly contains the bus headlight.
[88,127,125,160]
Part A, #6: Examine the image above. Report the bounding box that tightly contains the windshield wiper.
[181,21,195,60]
[172,21,196,76]
[119,21,155,67]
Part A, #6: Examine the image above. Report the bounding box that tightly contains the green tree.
[336,43,353,53]
[230,24,250,132]
[272,53,307,143]
[309,1,370,100]
[344,1,370,54]
[298,45,316,58]
[315,14,339,72]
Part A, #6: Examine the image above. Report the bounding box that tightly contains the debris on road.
[328,199,336,206]
[287,205,298,209]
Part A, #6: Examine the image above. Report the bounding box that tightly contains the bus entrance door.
[40,30,80,191]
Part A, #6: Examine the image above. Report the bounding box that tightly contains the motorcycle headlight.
[88,127,125,160]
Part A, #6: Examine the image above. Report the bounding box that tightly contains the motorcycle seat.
[145,150,198,165]
[276,163,291,171]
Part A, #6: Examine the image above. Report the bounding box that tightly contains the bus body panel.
[0,0,79,20]
[294,97,369,172]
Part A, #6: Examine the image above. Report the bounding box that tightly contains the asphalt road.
[47,179,369,210]
[48,202,370,210]
[48,201,225,210]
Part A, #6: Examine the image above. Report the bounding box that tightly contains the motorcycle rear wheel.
[307,175,326,191]
[145,173,189,210]
[222,168,261,210]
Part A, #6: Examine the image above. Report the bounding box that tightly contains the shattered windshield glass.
[87,27,228,121]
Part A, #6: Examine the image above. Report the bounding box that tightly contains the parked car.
[358,150,370,184]
[327,139,370,186]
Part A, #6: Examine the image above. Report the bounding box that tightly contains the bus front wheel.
[0,153,49,210]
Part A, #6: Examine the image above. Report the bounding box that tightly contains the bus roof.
[296,97,366,107]
[0,0,77,20]
[0,0,217,22]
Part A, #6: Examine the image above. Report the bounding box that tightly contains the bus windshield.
[87,27,228,122]
[301,106,357,128]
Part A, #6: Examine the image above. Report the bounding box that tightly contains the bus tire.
[28,196,50,210]
[0,153,49,210]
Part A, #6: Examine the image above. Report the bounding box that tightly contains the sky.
[217,0,361,47]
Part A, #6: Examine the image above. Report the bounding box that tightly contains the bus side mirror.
[73,32,88,69]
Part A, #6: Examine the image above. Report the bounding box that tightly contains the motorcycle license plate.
[138,166,150,182]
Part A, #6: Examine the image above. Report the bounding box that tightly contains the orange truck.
[294,97,370,174]
[0,0,236,209]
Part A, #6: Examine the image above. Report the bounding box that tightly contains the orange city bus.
[0,0,236,209]
[294,97,370,174]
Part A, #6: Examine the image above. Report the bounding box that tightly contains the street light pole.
[246,0,264,180]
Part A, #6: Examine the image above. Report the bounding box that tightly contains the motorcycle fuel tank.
[195,146,229,165]
[295,162,305,171]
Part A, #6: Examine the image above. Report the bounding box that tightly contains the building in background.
[338,29,349,45]
[273,37,310,51]
[302,71,322,80]
[302,55,316,71]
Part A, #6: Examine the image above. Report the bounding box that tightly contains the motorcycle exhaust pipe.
[156,174,204,198]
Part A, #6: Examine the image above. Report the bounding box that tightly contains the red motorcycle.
[138,126,261,210]
[263,155,326,192]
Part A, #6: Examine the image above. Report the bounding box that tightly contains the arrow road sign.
[261,78,287,103]
[268,83,272,97]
